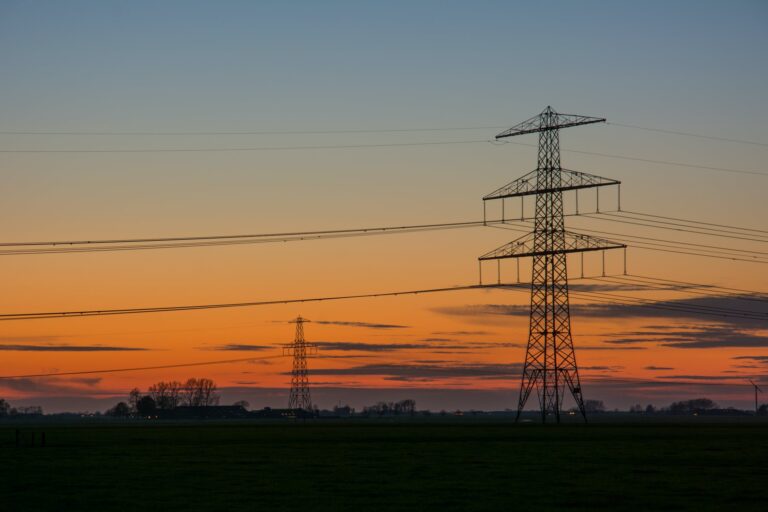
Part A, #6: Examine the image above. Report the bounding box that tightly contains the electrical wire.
[489,222,768,264]
[608,122,768,148]
[617,210,768,236]
[0,283,514,321]
[3,121,764,148]
[596,212,768,242]
[0,354,287,379]
[566,289,768,321]
[0,126,510,136]
[594,275,768,304]
[623,274,768,299]
[0,136,764,177]
[0,139,492,153]
[0,220,500,256]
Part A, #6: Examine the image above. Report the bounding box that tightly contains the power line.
[3,121,764,149]
[595,275,768,303]
[1,137,764,177]
[0,354,286,379]
[580,214,768,244]
[0,283,514,321]
[566,287,768,321]
[608,122,768,148]
[619,274,768,300]
[0,139,492,153]
[0,126,509,136]
[0,220,496,256]
[618,210,768,236]
[6,207,765,256]
[491,222,768,264]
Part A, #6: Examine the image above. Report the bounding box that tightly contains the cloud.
[434,295,766,330]
[655,374,757,381]
[306,362,523,382]
[732,355,768,364]
[315,342,433,352]
[432,331,494,336]
[210,344,273,351]
[0,344,147,352]
[604,325,768,349]
[313,320,409,329]
[0,377,104,394]
[576,345,647,351]
[311,340,525,353]
[581,365,624,372]
[644,366,675,371]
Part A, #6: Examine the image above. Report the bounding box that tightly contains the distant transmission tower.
[284,316,317,411]
[480,106,624,423]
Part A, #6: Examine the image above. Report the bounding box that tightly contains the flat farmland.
[3,421,767,511]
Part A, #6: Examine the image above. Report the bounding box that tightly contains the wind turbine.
[748,380,763,415]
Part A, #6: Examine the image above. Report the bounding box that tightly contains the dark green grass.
[3,421,767,511]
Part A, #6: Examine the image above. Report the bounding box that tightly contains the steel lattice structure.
[285,316,316,411]
[481,106,624,423]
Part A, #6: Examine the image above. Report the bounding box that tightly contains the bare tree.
[128,388,141,414]
[106,402,131,417]
[148,381,184,410]
[181,378,220,407]
[584,399,606,413]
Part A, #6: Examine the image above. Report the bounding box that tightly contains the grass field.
[3,420,767,511]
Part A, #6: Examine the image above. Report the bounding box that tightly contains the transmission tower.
[480,106,624,423]
[284,316,317,411]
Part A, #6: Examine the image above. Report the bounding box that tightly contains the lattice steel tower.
[285,316,315,411]
[480,106,624,423]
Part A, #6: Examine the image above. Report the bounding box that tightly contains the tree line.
[107,377,220,417]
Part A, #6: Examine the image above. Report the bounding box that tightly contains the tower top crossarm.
[495,106,605,139]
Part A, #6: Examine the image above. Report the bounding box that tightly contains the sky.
[0,0,767,412]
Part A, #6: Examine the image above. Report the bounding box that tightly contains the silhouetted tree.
[584,400,606,413]
[106,402,131,417]
[758,404,767,416]
[136,395,157,416]
[148,381,183,410]
[645,404,656,414]
[0,399,10,417]
[11,406,43,416]
[181,378,219,406]
[396,399,416,416]
[128,388,142,414]
[233,400,250,410]
[667,398,717,414]
[629,404,643,413]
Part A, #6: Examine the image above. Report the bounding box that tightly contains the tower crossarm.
[478,231,625,261]
[495,106,605,139]
[483,168,620,201]
[282,343,319,356]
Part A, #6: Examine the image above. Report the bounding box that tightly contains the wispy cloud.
[432,330,494,336]
[434,295,767,330]
[644,365,675,371]
[0,344,147,352]
[210,344,273,351]
[732,355,768,365]
[604,324,768,349]
[306,362,523,382]
[0,377,104,394]
[314,320,409,329]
